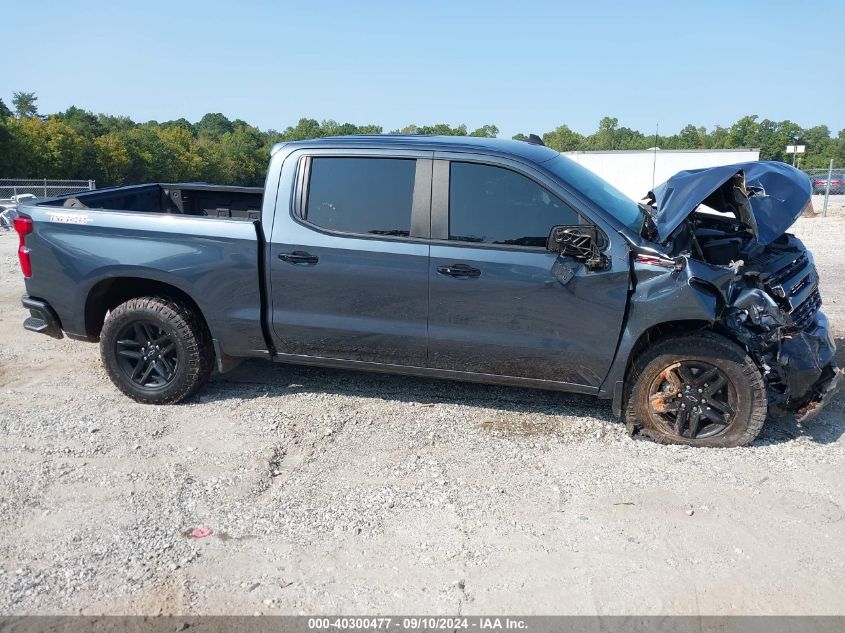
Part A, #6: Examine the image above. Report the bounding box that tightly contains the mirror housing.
[547,225,608,271]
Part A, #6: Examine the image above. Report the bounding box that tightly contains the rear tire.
[624,332,767,447]
[100,297,213,404]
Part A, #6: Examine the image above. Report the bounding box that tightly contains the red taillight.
[14,216,33,278]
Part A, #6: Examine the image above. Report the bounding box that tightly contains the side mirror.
[547,225,608,271]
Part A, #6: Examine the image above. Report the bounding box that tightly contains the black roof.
[280,135,559,163]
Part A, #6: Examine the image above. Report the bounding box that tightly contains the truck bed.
[19,184,269,361]
[40,183,263,221]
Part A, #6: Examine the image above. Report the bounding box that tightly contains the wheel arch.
[606,318,748,416]
[85,277,211,341]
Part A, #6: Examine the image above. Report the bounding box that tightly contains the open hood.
[648,161,811,245]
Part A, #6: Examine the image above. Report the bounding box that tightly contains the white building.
[563,148,760,200]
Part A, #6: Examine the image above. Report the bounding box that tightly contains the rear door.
[268,149,432,367]
[427,155,630,389]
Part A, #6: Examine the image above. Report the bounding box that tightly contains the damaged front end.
[722,245,840,420]
[638,161,841,420]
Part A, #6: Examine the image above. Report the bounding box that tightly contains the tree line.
[1,91,843,188]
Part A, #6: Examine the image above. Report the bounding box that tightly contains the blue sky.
[3,0,843,138]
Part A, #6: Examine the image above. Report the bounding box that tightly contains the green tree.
[161,117,195,134]
[43,117,87,177]
[834,129,845,168]
[121,126,163,182]
[196,113,234,139]
[98,114,136,134]
[542,125,586,151]
[280,117,322,140]
[416,123,467,136]
[55,106,104,138]
[591,116,619,149]
[12,91,38,118]
[676,124,705,149]
[7,117,49,175]
[158,125,203,181]
[220,124,266,185]
[801,125,835,168]
[6,116,86,177]
[469,124,498,138]
[195,136,227,183]
[583,116,648,150]
[4,96,844,185]
[708,125,730,149]
[320,120,350,136]
[754,119,801,162]
[0,120,12,175]
[727,115,761,148]
[94,133,131,185]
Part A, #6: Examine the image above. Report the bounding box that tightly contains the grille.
[789,288,822,332]
[766,253,809,290]
[789,273,813,298]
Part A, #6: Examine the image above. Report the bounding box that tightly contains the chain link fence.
[0,179,96,229]
[0,179,95,202]
[802,165,843,217]
[803,168,844,196]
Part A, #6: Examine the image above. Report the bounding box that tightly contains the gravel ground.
[1,196,844,616]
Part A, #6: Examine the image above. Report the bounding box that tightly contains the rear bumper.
[21,295,64,339]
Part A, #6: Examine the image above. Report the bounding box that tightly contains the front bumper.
[21,295,64,339]
[794,365,842,423]
[777,310,840,420]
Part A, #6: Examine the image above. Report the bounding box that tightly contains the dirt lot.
[1,197,844,616]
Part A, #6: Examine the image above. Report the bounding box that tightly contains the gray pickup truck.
[15,136,840,447]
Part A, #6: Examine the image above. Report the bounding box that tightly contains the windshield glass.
[542,154,644,233]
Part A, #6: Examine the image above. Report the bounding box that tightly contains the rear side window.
[305,157,416,237]
[449,162,581,247]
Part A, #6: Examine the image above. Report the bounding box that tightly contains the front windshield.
[542,154,644,233]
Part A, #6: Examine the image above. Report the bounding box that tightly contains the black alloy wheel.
[115,320,180,389]
[100,296,213,404]
[646,360,737,440]
[625,332,768,447]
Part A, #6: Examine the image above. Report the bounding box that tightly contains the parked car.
[13,136,840,447]
[1,194,39,229]
[811,172,844,195]
[0,206,17,230]
[0,193,38,207]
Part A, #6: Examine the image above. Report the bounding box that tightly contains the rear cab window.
[305,157,416,237]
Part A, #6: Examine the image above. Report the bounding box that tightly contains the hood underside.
[648,161,812,245]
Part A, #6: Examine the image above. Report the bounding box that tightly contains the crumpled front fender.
[600,256,726,414]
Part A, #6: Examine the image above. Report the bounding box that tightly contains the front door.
[269,153,432,367]
[427,158,630,389]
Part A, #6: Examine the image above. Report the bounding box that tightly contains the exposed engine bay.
[633,162,840,419]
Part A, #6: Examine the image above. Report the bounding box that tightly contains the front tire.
[100,297,213,404]
[625,332,767,447]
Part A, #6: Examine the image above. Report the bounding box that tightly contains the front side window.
[543,154,643,233]
[448,162,581,247]
[305,157,416,236]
